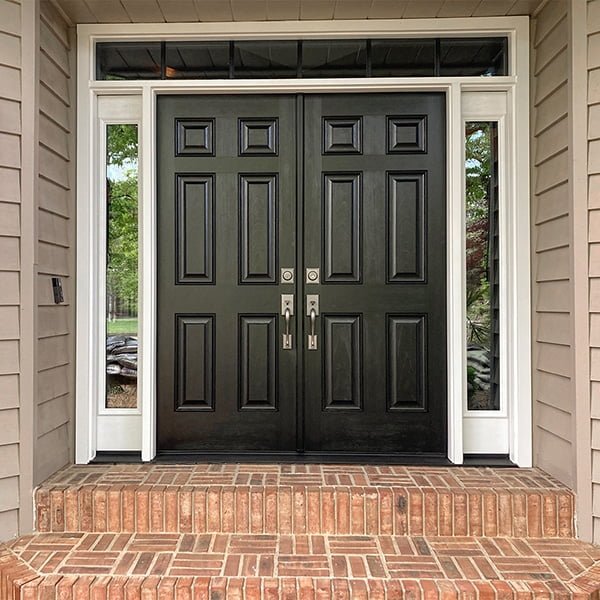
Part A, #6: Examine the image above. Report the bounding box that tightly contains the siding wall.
[0,0,22,541]
[588,0,600,544]
[35,0,74,486]
[0,0,74,542]
[531,0,574,487]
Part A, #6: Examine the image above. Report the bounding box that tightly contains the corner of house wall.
[569,0,594,544]
[18,0,41,537]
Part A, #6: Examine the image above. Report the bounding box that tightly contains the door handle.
[306,294,319,350]
[281,294,294,349]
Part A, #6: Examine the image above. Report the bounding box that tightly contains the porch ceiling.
[50,0,544,25]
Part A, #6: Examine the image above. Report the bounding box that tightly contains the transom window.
[96,37,509,80]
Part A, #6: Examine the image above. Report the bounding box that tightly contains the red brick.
[136,488,150,533]
[264,486,277,534]
[178,488,193,533]
[483,491,498,537]
[408,488,424,535]
[93,488,108,533]
[122,487,136,533]
[193,489,207,533]
[336,488,350,535]
[50,489,65,532]
[250,488,264,534]
[234,487,249,533]
[527,493,542,538]
[378,488,393,535]
[278,487,293,534]
[350,487,365,534]
[293,487,306,534]
[221,487,235,534]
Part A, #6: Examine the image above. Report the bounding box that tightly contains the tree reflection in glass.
[105,124,139,409]
[465,122,499,411]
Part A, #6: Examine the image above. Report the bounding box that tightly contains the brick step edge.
[34,485,574,538]
[2,556,600,600]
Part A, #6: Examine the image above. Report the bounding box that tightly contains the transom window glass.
[96,37,508,80]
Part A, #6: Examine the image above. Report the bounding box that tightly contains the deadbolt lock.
[305,267,320,284]
[280,268,294,284]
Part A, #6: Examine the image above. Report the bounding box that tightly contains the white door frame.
[75,17,531,466]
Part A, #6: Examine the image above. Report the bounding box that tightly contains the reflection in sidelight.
[466,122,499,411]
[105,124,139,409]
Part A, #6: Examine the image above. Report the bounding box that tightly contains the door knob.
[306,294,319,350]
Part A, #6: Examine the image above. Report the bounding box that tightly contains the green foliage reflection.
[106,124,138,330]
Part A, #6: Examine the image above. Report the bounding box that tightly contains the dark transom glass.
[96,38,509,80]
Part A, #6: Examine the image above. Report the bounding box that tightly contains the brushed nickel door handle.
[281,294,294,350]
[306,294,319,350]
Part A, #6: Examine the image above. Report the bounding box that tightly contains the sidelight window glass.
[105,124,139,409]
[465,122,499,411]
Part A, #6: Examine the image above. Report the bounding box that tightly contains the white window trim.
[75,17,531,466]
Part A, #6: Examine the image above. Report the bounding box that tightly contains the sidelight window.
[465,122,499,412]
[96,37,509,80]
[105,124,139,409]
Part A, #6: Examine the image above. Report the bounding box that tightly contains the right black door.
[303,93,447,454]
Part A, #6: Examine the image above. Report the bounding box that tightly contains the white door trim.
[76,17,531,466]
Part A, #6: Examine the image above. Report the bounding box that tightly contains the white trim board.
[76,17,531,466]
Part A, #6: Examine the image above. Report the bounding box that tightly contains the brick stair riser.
[34,486,574,538]
[3,574,600,600]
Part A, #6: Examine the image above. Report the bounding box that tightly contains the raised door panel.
[387,315,427,411]
[323,173,362,283]
[175,315,215,411]
[176,174,215,284]
[239,315,278,410]
[386,172,426,283]
[239,174,278,284]
[323,314,362,410]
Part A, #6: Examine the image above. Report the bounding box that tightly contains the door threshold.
[154,451,452,465]
[92,451,514,467]
[93,451,143,464]
[463,453,515,467]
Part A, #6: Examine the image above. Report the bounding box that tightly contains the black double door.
[157,93,447,457]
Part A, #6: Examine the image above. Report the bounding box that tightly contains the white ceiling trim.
[51,0,543,25]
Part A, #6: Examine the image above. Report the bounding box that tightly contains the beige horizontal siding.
[0,0,20,542]
[34,1,73,488]
[531,0,574,488]
[589,0,600,544]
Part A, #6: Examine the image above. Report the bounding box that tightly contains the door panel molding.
[387,314,427,412]
[239,173,279,284]
[175,314,215,411]
[386,172,426,283]
[175,174,215,285]
[323,314,363,411]
[322,172,362,284]
[238,314,279,411]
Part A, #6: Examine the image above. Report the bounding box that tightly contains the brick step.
[2,532,600,599]
[35,465,574,538]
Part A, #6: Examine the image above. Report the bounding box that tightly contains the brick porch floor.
[1,464,599,599]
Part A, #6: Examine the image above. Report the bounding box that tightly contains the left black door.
[157,95,298,452]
